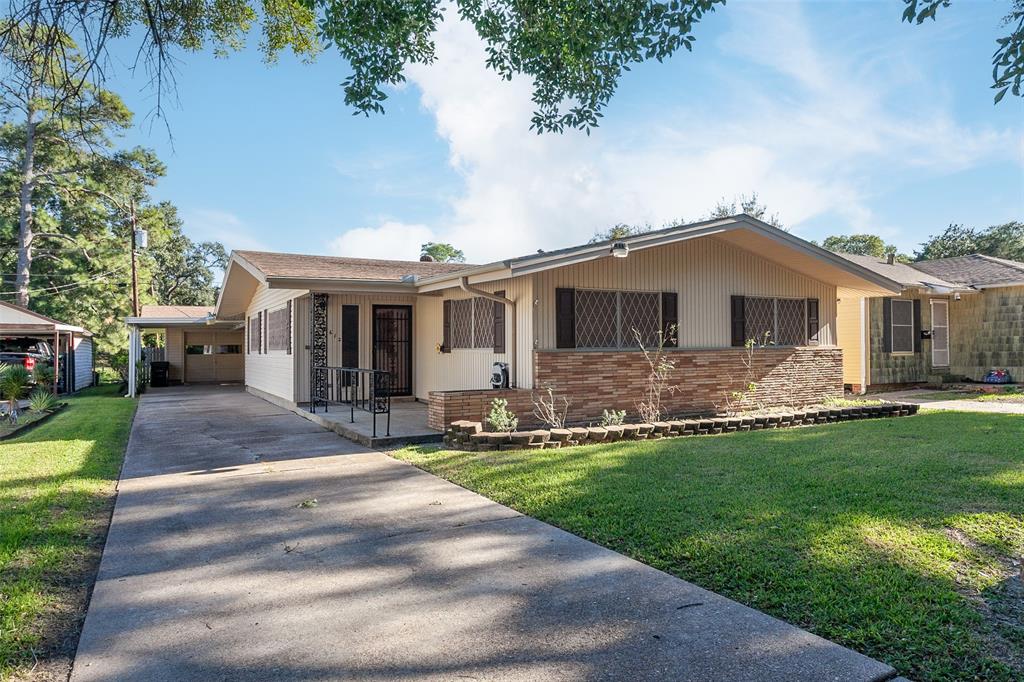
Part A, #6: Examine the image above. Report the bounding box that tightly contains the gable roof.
[833,254,960,289]
[0,300,91,334]
[233,250,472,282]
[911,254,1024,288]
[139,305,215,319]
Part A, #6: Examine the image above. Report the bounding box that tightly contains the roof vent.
[419,254,436,262]
[886,252,896,265]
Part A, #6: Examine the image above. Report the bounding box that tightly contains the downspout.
[459,277,517,387]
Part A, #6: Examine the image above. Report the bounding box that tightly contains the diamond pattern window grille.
[450,299,473,349]
[575,289,661,349]
[775,298,806,346]
[473,298,494,348]
[744,297,807,346]
[620,291,661,348]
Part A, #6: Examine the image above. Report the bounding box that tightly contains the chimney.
[886,252,896,265]
[420,254,436,262]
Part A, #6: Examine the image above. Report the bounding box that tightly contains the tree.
[420,241,466,263]
[915,221,1024,261]
[821,234,906,260]
[902,0,1023,104]
[707,193,784,230]
[589,222,652,243]
[146,203,228,305]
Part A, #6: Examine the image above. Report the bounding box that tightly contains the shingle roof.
[234,250,472,281]
[833,254,959,289]
[910,254,1024,287]
[139,305,215,319]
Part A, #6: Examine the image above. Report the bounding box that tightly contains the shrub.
[532,384,570,429]
[600,409,627,427]
[0,363,31,423]
[486,398,518,433]
[28,389,57,412]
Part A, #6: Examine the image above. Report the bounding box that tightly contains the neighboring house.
[0,301,94,393]
[211,215,899,428]
[835,253,1024,392]
[125,305,244,390]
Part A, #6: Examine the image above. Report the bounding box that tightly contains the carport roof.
[0,300,92,336]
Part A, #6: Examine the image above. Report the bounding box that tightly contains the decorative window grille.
[575,289,661,349]
[473,298,494,348]
[450,299,474,349]
[267,306,290,351]
[743,297,808,346]
[449,297,495,349]
[891,299,914,353]
[248,316,261,353]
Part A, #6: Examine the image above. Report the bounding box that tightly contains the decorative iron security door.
[309,292,329,411]
[372,305,412,397]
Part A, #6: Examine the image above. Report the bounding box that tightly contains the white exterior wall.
[73,336,93,391]
[413,277,534,400]
[245,283,304,404]
[532,235,838,349]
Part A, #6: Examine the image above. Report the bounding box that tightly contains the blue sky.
[107,0,1023,266]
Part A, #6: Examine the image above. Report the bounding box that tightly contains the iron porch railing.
[310,366,392,437]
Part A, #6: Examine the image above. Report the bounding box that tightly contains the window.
[247,315,261,353]
[732,296,813,347]
[891,299,914,353]
[267,305,291,352]
[574,289,662,349]
[446,297,498,350]
[186,345,241,355]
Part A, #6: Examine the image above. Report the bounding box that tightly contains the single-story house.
[0,300,94,393]
[835,253,1024,392]
[125,305,244,392]
[212,214,901,429]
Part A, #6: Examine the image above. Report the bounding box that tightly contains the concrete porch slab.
[293,399,442,448]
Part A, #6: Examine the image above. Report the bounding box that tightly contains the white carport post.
[127,324,140,398]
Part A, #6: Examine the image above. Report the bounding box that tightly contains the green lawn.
[0,385,136,679]
[395,412,1024,681]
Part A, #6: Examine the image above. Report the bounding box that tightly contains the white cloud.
[328,221,435,260]
[326,1,1020,262]
[183,209,270,252]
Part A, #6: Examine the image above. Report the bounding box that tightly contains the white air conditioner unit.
[491,362,509,389]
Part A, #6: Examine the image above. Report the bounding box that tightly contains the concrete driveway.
[72,386,898,681]
[870,388,1024,415]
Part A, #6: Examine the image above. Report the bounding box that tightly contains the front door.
[372,305,412,396]
[931,300,949,368]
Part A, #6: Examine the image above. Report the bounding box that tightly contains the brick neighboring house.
[208,214,901,429]
[835,253,1024,392]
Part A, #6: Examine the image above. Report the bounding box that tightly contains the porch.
[294,397,440,448]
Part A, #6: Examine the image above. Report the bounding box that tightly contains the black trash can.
[150,361,170,388]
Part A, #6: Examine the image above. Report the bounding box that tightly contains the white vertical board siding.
[533,236,837,349]
[73,336,93,391]
[293,295,310,403]
[414,277,534,400]
[245,283,303,404]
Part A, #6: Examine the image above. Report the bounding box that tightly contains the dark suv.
[0,337,54,382]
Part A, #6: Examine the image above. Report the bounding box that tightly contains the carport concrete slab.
[72,387,897,681]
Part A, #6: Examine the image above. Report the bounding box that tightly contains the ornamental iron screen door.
[372,305,412,396]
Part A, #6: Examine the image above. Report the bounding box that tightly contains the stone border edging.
[443,403,920,451]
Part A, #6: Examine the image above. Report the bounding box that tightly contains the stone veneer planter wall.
[442,403,920,451]
[428,347,844,430]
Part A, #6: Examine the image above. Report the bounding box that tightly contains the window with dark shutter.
[493,291,506,354]
[736,296,810,346]
[891,299,914,353]
[267,306,290,351]
[882,297,893,352]
[286,300,293,354]
[556,288,576,348]
[912,299,922,353]
[806,298,819,345]
[661,292,678,345]
[731,296,745,347]
[442,299,451,353]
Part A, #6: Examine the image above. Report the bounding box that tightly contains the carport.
[125,306,245,397]
[0,300,94,394]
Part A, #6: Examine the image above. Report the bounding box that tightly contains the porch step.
[291,404,442,449]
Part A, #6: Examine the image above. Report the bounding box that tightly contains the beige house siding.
[414,277,534,400]
[532,235,837,349]
[165,327,185,382]
[245,283,303,404]
[836,295,865,387]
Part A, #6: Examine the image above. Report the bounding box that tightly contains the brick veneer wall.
[428,347,844,429]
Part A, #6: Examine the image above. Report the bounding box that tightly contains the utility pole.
[130,199,139,317]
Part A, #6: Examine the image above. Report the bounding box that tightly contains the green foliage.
[0,363,30,422]
[26,388,55,412]
[903,0,1023,105]
[589,222,652,244]
[822,234,908,260]
[599,409,626,427]
[32,364,54,390]
[0,385,136,675]
[486,397,518,432]
[397,411,1024,681]
[707,192,784,230]
[915,221,1024,262]
[420,241,466,263]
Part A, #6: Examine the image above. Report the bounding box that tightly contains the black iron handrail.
[310,366,391,437]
